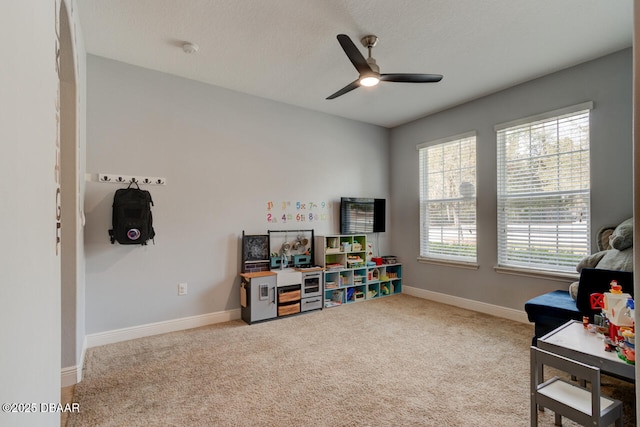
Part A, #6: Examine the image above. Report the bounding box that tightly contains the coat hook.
[98,173,165,185]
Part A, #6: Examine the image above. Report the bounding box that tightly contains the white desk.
[537,320,635,382]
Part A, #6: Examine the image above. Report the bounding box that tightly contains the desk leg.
[537,364,545,411]
[554,413,561,426]
[531,346,545,426]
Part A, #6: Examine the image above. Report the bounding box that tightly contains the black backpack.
[109,182,155,245]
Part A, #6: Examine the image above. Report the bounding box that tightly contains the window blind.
[418,133,477,262]
[496,106,591,272]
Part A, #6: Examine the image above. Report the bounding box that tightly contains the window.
[418,133,477,263]
[496,103,592,273]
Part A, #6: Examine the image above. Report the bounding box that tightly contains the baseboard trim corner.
[403,286,530,324]
[61,335,88,387]
[86,308,241,348]
[61,365,79,388]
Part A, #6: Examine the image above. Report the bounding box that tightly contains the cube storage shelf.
[316,235,402,308]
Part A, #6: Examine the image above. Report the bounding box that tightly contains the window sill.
[417,257,479,270]
[494,266,579,282]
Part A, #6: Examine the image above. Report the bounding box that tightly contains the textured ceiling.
[75,0,633,128]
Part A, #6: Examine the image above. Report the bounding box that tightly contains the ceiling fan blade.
[380,73,443,83]
[326,79,360,100]
[336,34,371,74]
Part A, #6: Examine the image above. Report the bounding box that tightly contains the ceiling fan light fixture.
[360,75,380,87]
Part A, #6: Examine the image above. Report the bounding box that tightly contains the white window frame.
[417,132,477,265]
[495,102,592,274]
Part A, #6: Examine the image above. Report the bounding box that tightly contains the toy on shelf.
[589,280,635,364]
[346,255,364,268]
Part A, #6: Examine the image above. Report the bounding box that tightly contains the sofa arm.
[575,268,634,316]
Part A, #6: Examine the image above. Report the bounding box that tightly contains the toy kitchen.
[239,229,322,324]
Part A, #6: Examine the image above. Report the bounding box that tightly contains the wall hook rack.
[98,173,166,186]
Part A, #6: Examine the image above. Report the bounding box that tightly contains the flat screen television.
[339,197,385,234]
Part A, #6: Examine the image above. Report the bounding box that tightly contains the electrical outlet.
[178,283,187,296]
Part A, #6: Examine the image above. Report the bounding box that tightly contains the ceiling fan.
[327,34,443,100]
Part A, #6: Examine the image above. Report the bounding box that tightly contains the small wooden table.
[537,320,635,382]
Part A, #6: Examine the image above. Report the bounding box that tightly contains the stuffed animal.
[569,218,633,300]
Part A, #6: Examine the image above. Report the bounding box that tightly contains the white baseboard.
[61,365,79,388]
[86,308,241,348]
[61,336,88,387]
[402,286,530,324]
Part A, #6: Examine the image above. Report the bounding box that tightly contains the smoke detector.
[182,42,199,54]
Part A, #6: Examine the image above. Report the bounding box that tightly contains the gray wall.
[389,48,633,310]
[85,48,632,334]
[84,56,390,334]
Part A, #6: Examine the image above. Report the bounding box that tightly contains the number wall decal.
[266,200,331,223]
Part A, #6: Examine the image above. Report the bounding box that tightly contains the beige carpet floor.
[67,294,636,426]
